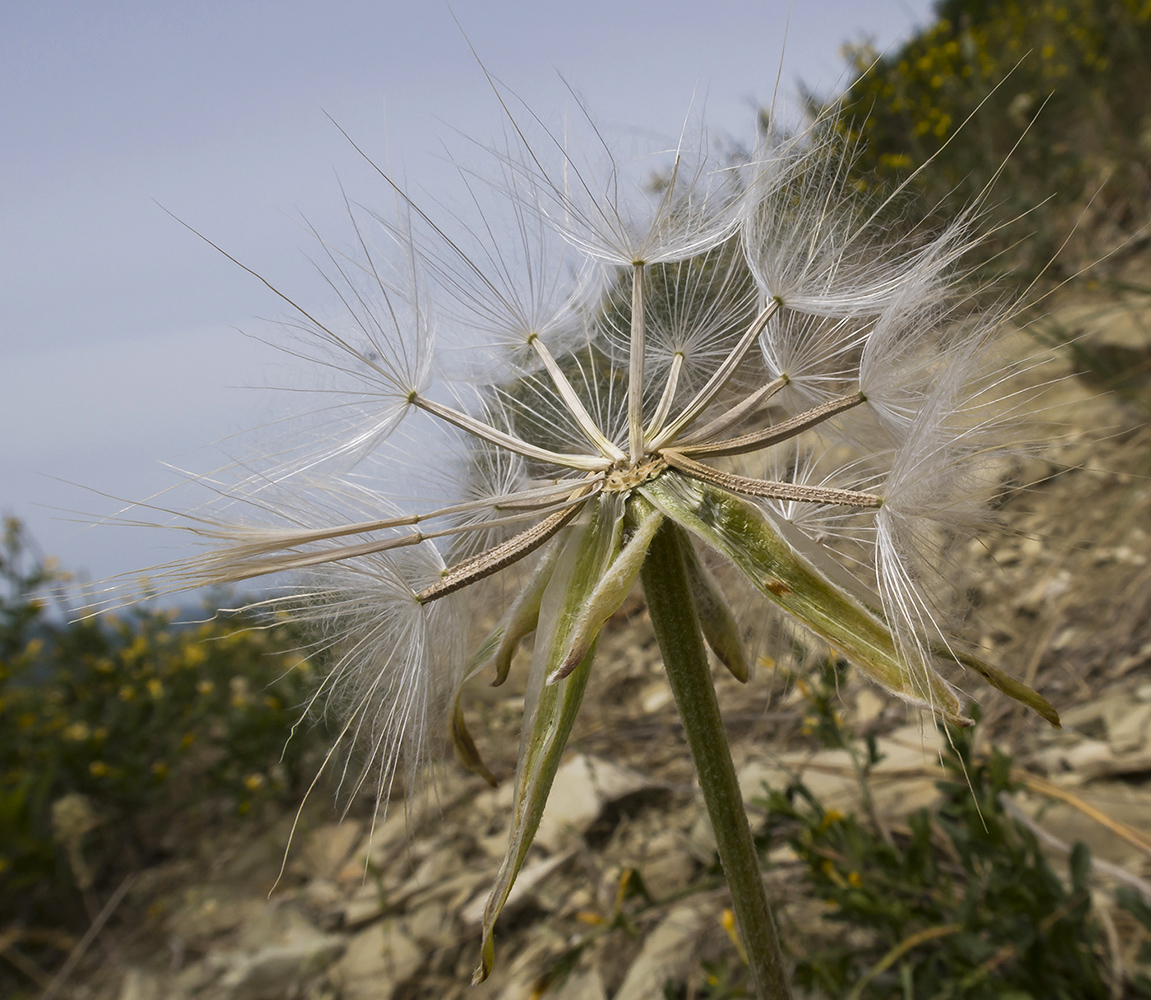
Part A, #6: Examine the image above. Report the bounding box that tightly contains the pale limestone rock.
[853,688,887,727]
[117,967,161,1000]
[614,903,709,1000]
[328,919,421,1000]
[550,966,607,1000]
[296,820,364,880]
[534,755,658,852]
[460,851,572,926]
[1106,701,1151,754]
[167,883,267,944]
[634,831,696,900]
[216,934,345,1000]
[342,883,386,929]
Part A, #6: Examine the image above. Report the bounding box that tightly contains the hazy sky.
[2,0,935,590]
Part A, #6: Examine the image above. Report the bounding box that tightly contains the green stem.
[640,520,793,1000]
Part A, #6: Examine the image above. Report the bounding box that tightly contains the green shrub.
[823,0,1151,274]
[755,663,1145,999]
[0,518,323,923]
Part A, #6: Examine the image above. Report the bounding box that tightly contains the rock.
[216,934,346,1000]
[460,850,572,926]
[300,878,345,929]
[634,832,696,900]
[328,920,422,1000]
[296,820,364,880]
[339,810,418,881]
[854,688,887,727]
[639,682,672,713]
[550,966,607,1000]
[693,725,947,859]
[166,883,267,944]
[233,899,324,953]
[117,967,162,1000]
[614,903,710,1000]
[342,882,387,928]
[390,843,471,910]
[407,898,451,945]
[1015,782,1151,869]
[868,725,948,819]
[1064,739,1116,777]
[534,755,657,852]
[1106,701,1151,754]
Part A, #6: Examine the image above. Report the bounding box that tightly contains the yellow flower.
[196,679,215,696]
[64,721,91,742]
[183,644,207,668]
[146,678,163,699]
[819,810,844,833]
[118,685,136,702]
[89,760,109,777]
[243,773,265,791]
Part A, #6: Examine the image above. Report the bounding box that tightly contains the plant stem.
[640,520,793,1000]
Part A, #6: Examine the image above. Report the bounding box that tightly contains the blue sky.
[1,0,934,589]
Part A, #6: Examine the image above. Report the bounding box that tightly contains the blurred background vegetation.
[825,0,1151,279]
[0,517,326,930]
[3,0,1150,996]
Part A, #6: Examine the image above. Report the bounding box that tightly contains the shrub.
[0,518,321,924]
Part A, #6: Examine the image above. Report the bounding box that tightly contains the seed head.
[125,91,1060,982]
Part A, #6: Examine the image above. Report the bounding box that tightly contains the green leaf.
[450,698,498,788]
[545,499,663,683]
[680,536,751,682]
[448,544,561,783]
[938,646,1060,728]
[473,494,625,984]
[642,473,970,725]
[490,538,562,688]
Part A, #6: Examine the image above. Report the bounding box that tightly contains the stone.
[1015,782,1151,869]
[216,934,346,1000]
[737,749,860,814]
[342,882,387,928]
[166,883,267,944]
[328,920,422,1000]
[460,850,572,926]
[233,899,323,953]
[1064,739,1120,781]
[340,810,417,880]
[534,755,656,852]
[1106,702,1151,754]
[297,820,364,880]
[550,966,607,1000]
[853,688,887,726]
[117,967,162,1000]
[406,898,450,945]
[635,834,696,900]
[614,903,710,1000]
